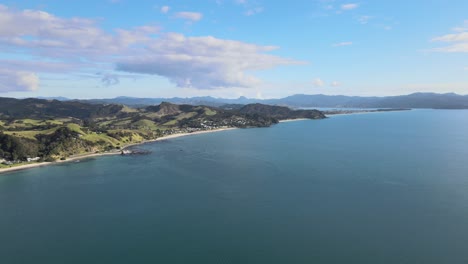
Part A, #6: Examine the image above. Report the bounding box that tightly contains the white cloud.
[0,60,80,73]
[117,33,303,89]
[452,20,468,32]
[174,12,203,22]
[331,81,341,87]
[233,0,263,16]
[313,78,325,87]
[0,69,39,92]
[0,5,302,92]
[431,21,468,52]
[432,32,468,42]
[0,5,160,59]
[160,6,170,14]
[332,42,353,47]
[245,7,263,16]
[341,3,358,10]
[431,43,468,53]
[358,15,372,24]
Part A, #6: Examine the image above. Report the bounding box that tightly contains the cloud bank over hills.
[0,4,299,92]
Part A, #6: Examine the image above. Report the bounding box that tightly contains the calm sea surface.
[1,110,468,263]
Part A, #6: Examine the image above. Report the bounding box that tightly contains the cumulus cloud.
[313,78,325,87]
[332,42,353,47]
[431,21,468,52]
[341,3,359,10]
[0,5,160,59]
[116,33,302,89]
[0,5,301,92]
[0,69,39,92]
[160,6,170,14]
[174,12,203,22]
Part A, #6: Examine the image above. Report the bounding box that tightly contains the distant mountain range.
[37,92,468,109]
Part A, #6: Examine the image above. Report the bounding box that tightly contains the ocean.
[1,109,468,263]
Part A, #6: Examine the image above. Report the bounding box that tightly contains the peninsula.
[0,97,325,172]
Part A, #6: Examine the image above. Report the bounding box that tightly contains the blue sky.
[0,0,467,98]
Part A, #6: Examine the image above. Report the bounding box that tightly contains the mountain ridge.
[32,92,468,109]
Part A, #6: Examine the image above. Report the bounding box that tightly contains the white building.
[27,157,40,162]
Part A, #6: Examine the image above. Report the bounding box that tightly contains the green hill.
[0,97,325,165]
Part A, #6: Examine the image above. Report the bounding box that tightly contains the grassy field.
[1,118,150,148]
[132,119,158,130]
[3,127,59,139]
[204,108,217,116]
[81,133,122,145]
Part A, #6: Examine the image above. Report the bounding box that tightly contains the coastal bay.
[0,127,237,175]
[2,109,468,263]
[0,98,326,173]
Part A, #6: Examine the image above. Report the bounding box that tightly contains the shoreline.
[325,109,412,117]
[0,111,405,175]
[278,118,309,123]
[325,112,380,117]
[0,127,237,175]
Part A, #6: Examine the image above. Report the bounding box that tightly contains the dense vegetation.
[0,97,325,165]
[0,133,39,161]
[238,104,325,119]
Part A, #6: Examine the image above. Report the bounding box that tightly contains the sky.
[0,0,467,99]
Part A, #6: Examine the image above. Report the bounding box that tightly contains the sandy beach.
[325,111,394,117]
[278,118,309,123]
[0,127,237,175]
[155,127,237,141]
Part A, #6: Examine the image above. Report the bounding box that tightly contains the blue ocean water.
[1,109,468,263]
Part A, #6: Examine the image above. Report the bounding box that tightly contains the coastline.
[0,112,406,175]
[0,127,237,175]
[325,109,411,117]
[325,112,379,117]
[278,118,309,123]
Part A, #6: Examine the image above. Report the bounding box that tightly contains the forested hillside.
[0,98,325,165]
